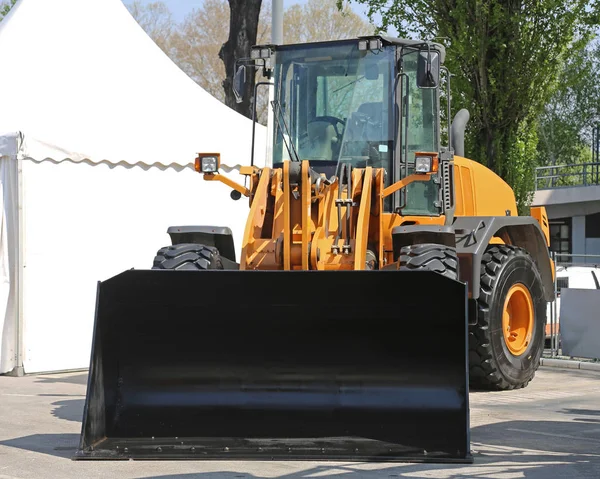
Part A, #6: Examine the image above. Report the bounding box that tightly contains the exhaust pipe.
[451,109,470,157]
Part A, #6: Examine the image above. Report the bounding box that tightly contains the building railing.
[535,162,600,190]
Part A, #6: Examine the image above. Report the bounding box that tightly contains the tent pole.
[10,155,24,376]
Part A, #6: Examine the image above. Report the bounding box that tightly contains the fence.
[535,162,600,190]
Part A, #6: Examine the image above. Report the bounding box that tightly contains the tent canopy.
[0,0,265,169]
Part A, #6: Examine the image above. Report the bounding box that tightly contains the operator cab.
[237,36,446,216]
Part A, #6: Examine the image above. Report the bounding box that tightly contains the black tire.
[152,243,223,270]
[398,243,459,280]
[469,245,546,390]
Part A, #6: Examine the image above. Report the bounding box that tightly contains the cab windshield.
[271,40,439,215]
[272,42,394,176]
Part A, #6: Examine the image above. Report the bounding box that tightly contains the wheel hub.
[502,283,534,356]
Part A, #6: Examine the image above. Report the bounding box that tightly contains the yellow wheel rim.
[502,283,534,356]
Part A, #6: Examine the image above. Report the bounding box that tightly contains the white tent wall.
[0,153,19,374]
[20,158,251,374]
[0,0,269,374]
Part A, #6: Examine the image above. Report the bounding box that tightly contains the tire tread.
[398,243,458,280]
[152,244,223,270]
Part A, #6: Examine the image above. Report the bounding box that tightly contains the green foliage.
[537,39,600,168]
[507,122,538,214]
[342,0,599,210]
[0,0,16,21]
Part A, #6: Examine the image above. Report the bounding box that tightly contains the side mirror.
[416,50,440,88]
[233,65,246,103]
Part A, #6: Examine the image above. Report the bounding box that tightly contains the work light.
[358,37,383,52]
[415,156,433,173]
[201,156,218,173]
[195,153,220,174]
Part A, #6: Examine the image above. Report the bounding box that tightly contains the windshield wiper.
[272,100,301,162]
[332,75,365,94]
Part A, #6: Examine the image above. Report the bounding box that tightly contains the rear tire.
[152,243,223,270]
[469,245,546,390]
[397,243,459,280]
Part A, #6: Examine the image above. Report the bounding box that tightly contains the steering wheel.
[312,116,346,140]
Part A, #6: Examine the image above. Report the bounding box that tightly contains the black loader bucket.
[75,269,470,463]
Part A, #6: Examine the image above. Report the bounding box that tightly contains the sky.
[128,0,372,25]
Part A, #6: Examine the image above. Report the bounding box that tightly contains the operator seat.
[344,102,384,143]
[299,120,338,161]
[357,102,385,141]
[341,102,387,166]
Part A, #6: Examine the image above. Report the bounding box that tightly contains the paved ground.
[0,367,599,478]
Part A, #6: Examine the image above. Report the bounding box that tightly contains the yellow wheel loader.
[75,36,554,463]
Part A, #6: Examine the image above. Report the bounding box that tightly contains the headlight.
[195,153,220,174]
[415,156,433,174]
[201,156,218,173]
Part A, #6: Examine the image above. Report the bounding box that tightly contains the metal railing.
[535,162,600,190]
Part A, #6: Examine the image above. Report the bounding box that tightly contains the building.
[532,162,600,263]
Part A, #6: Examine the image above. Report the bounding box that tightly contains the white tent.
[0,0,267,374]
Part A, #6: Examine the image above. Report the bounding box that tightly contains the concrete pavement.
[1,367,599,478]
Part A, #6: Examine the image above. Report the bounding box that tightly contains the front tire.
[152,244,223,270]
[469,245,546,390]
[397,243,459,280]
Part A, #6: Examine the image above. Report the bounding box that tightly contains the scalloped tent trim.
[0,0,266,170]
[1,132,196,171]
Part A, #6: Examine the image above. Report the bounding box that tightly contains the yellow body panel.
[453,156,517,217]
[530,206,550,246]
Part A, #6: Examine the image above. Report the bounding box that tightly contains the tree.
[537,40,600,166]
[535,39,600,188]
[285,1,374,43]
[129,0,373,124]
[219,0,263,120]
[167,1,271,115]
[127,1,175,54]
[0,0,16,21]
[169,0,232,104]
[343,0,598,210]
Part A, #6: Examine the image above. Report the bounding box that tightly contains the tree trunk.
[219,0,262,120]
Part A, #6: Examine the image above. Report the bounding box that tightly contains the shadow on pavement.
[0,433,80,459]
[129,425,600,479]
[51,398,85,423]
[2,419,599,478]
[35,372,88,385]
[562,408,600,417]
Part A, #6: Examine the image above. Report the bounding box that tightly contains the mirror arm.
[441,66,451,151]
[251,81,274,168]
[426,43,432,81]
[382,173,433,198]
